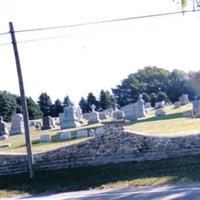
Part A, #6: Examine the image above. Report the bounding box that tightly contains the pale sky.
[0,0,200,104]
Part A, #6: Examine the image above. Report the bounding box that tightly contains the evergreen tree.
[87,92,99,111]
[79,97,90,113]
[26,97,42,120]
[0,91,18,121]
[51,99,64,117]
[149,93,157,107]
[157,91,169,102]
[38,93,52,117]
[142,92,150,102]
[63,95,73,107]
[99,90,115,110]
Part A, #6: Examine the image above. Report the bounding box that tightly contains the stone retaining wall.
[1,121,200,176]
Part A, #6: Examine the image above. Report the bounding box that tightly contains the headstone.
[42,116,53,130]
[58,131,71,141]
[76,129,88,138]
[174,101,181,109]
[0,116,8,136]
[59,113,64,125]
[87,105,101,124]
[155,108,166,116]
[155,101,165,109]
[40,134,52,143]
[112,110,125,120]
[10,114,24,135]
[135,94,146,118]
[99,112,108,120]
[192,100,200,116]
[179,94,189,105]
[145,102,151,109]
[61,105,81,129]
[75,106,83,122]
[82,113,90,120]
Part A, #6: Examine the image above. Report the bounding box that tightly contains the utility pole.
[9,22,34,179]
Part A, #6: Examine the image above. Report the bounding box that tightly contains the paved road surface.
[3,182,200,200]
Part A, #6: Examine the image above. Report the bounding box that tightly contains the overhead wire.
[0,8,199,45]
[14,9,200,34]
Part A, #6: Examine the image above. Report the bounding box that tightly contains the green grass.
[1,103,199,152]
[127,104,200,136]
[1,154,200,197]
[0,123,102,153]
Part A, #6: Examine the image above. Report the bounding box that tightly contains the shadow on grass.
[1,155,200,196]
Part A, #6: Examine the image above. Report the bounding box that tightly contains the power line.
[14,9,200,34]
[0,8,199,44]
[0,42,11,46]
[0,31,9,36]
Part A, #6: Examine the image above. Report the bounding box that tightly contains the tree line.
[0,66,199,121]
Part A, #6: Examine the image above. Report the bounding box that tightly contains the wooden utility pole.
[9,22,34,179]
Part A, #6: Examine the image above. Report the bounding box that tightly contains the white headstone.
[87,111,101,124]
[61,105,81,129]
[40,134,52,143]
[155,101,165,109]
[10,114,24,135]
[76,130,88,138]
[59,132,71,141]
[145,102,152,109]
[76,106,83,122]
[112,110,125,120]
[179,94,189,105]
[59,113,64,125]
[0,116,8,136]
[192,100,200,116]
[174,101,181,108]
[99,112,108,120]
[155,108,166,116]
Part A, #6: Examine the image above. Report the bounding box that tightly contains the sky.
[0,0,200,104]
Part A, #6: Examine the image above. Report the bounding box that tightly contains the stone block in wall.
[95,127,104,136]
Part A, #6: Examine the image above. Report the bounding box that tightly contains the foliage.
[99,90,115,110]
[26,97,42,120]
[87,92,99,111]
[0,91,18,121]
[79,97,90,113]
[63,95,73,107]
[38,93,52,117]
[51,99,64,117]
[187,71,200,98]
[113,66,195,107]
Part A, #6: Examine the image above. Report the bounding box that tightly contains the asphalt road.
[4,182,200,200]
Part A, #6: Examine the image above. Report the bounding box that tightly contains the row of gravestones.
[39,126,105,143]
[41,94,149,131]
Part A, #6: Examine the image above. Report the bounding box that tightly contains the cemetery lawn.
[1,103,199,153]
[1,154,200,197]
[0,124,102,153]
[127,104,200,136]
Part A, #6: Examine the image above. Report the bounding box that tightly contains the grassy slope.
[1,124,102,153]
[127,104,200,135]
